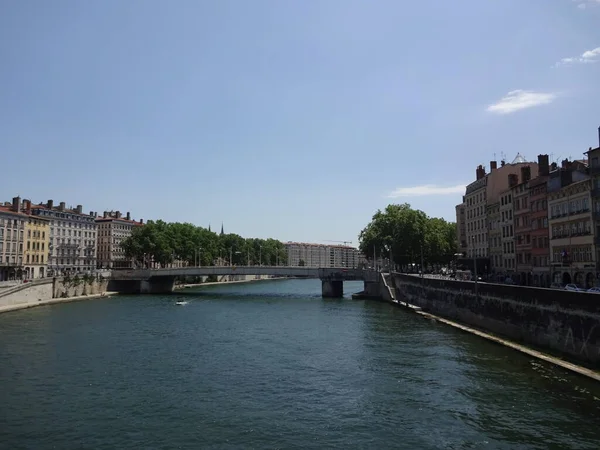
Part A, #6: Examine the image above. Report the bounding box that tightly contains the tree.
[298,259,306,266]
[120,221,289,268]
[358,203,456,269]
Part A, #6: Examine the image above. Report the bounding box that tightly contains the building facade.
[459,155,538,273]
[285,242,361,268]
[548,161,594,287]
[464,165,487,259]
[528,155,551,287]
[513,166,533,284]
[586,144,600,265]
[499,183,516,277]
[487,201,502,275]
[23,202,50,279]
[96,211,143,269]
[30,200,98,275]
[455,202,467,255]
[0,199,25,281]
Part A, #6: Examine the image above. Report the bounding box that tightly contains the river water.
[0,279,599,449]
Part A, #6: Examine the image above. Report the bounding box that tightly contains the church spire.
[220,223,224,235]
[208,223,211,232]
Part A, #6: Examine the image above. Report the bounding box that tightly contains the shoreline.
[383,297,600,382]
[0,292,118,315]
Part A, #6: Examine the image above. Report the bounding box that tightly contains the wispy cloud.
[573,0,600,9]
[387,184,465,198]
[486,90,557,115]
[555,46,600,66]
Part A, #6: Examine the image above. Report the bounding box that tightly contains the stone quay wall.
[392,274,600,367]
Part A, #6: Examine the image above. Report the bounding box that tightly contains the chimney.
[490,161,497,171]
[103,211,108,218]
[12,196,21,213]
[561,159,569,170]
[75,205,82,214]
[550,162,558,172]
[126,212,131,220]
[89,211,94,217]
[116,211,122,219]
[501,160,506,167]
[598,126,600,147]
[140,219,144,225]
[24,199,32,213]
[59,202,65,211]
[508,173,519,188]
[537,154,549,176]
[47,199,54,209]
[520,166,531,183]
[476,165,486,180]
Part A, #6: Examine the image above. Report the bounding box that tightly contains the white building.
[30,200,97,275]
[96,211,143,269]
[285,242,361,268]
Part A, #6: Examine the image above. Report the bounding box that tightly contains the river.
[0,279,599,449]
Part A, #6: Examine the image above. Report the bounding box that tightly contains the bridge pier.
[321,280,343,298]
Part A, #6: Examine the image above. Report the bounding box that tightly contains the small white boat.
[175,300,188,305]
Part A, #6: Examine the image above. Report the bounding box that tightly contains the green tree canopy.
[358,203,457,266]
[120,221,288,268]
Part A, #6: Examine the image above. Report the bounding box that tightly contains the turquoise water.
[0,279,599,449]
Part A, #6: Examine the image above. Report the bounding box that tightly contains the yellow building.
[23,213,50,279]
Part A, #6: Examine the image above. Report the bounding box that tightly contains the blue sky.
[1,0,599,245]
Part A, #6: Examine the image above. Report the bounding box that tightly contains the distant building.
[285,242,361,268]
[22,199,50,279]
[96,211,143,269]
[548,159,594,287]
[0,198,26,281]
[513,165,534,283]
[499,183,515,275]
[30,200,98,275]
[459,155,538,273]
[455,202,467,255]
[487,201,502,273]
[528,155,551,287]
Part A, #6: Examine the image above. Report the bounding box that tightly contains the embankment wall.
[0,276,110,312]
[392,274,600,366]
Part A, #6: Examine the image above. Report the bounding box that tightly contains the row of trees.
[120,220,288,268]
[358,203,457,269]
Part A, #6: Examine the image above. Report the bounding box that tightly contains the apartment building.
[23,202,50,279]
[528,155,551,287]
[460,155,538,272]
[30,200,98,275]
[455,202,467,255]
[464,165,487,259]
[548,160,594,287]
[586,141,600,264]
[499,182,515,276]
[0,199,26,281]
[513,166,533,284]
[285,242,361,268]
[96,211,143,269]
[487,201,502,273]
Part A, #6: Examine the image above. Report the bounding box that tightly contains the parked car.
[587,287,600,294]
[550,283,563,290]
[565,283,585,292]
